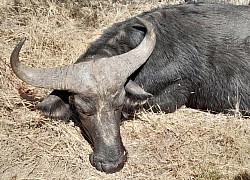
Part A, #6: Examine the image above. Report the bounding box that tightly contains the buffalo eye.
[71,95,96,116]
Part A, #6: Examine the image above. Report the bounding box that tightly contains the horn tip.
[19,37,27,46]
[13,37,27,52]
[135,17,155,38]
[135,17,152,27]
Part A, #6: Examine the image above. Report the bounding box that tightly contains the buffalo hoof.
[89,150,128,173]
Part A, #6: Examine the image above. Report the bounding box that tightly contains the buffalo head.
[10,17,156,173]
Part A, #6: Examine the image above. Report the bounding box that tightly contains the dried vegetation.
[0,0,250,179]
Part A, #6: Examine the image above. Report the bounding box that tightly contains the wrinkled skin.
[76,89,151,172]
[73,90,127,173]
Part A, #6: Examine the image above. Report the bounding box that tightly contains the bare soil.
[1,0,250,179]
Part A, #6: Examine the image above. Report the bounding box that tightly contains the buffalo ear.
[36,90,72,120]
[123,80,152,118]
[125,80,153,100]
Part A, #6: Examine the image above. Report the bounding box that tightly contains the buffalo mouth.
[89,149,128,173]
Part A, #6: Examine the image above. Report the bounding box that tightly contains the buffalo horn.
[95,17,156,82]
[10,37,75,90]
[10,17,156,91]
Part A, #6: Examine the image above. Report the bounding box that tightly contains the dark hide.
[36,3,250,172]
[185,0,250,5]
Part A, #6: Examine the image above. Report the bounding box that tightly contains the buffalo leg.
[148,80,192,113]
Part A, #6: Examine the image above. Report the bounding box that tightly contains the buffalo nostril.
[89,152,127,173]
[101,161,125,173]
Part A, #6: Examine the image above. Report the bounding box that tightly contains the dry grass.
[1,0,250,179]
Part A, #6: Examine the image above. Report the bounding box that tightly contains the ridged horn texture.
[10,17,156,92]
[96,17,156,80]
[10,37,75,90]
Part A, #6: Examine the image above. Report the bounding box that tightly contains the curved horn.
[10,17,156,92]
[97,17,156,80]
[10,37,74,90]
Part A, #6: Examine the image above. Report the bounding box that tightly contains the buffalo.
[10,3,250,173]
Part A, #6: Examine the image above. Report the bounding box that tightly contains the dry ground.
[1,0,250,179]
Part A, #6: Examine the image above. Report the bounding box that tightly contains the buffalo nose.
[89,152,127,173]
